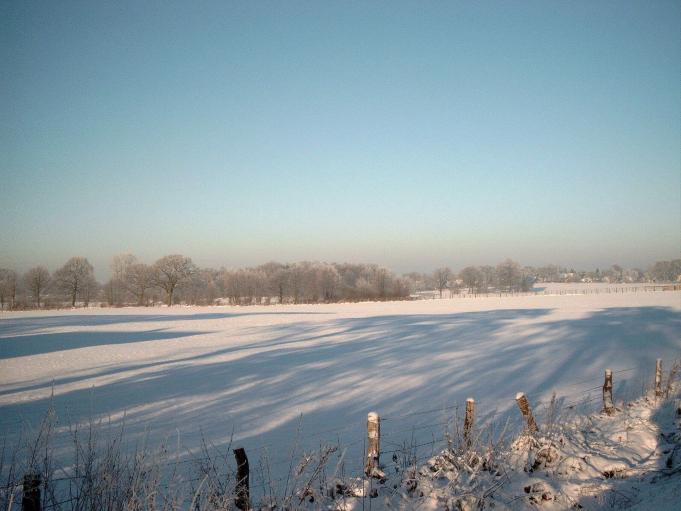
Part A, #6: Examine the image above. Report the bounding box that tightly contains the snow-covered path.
[1,291,680,478]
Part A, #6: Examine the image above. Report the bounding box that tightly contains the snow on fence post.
[365,412,381,477]
[22,473,41,511]
[233,447,250,511]
[602,369,614,415]
[655,359,663,398]
[515,393,538,433]
[464,398,475,448]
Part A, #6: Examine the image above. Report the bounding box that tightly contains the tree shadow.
[0,305,679,485]
[0,310,333,336]
[0,329,207,359]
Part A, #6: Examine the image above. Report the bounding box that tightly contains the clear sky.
[1,1,679,279]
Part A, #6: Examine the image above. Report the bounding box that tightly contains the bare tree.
[218,261,408,305]
[270,265,289,304]
[180,268,219,305]
[152,255,195,306]
[0,269,18,310]
[374,267,389,299]
[125,262,154,305]
[81,272,99,307]
[401,272,430,295]
[24,266,50,308]
[108,254,156,306]
[288,264,305,304]
[478,265,496,292]
[496,258,522,292]
[459,266,482,293]
[650,259,681,282]
[109,254,137,305]
[222,269,243,305]
[317,264,339,302]
[536,264,560,282]
[54,257,95,307]
[433,267,452,298]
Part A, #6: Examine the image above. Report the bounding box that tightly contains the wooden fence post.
[464,398,475,448]
[602,369,614,415]
[655,359,663,398]
[233,448,250,511]
[365,412,380,477]
[515,393,538,432]
[22,473,41,511]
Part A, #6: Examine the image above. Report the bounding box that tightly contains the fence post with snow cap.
[464,398,475,447]
[603,369,614,415]
[515,393,538,432]
[233,447,250,511]
[365,412,381,477]
[22,473,41,511]
[655,359,663,398]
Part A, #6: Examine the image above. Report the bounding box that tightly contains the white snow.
[1,290,680,507]
[378,394,681,510]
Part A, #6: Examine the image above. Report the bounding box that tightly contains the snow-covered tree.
[0,268,18,310]
[152,255,195,306]
[433,267,452,298]
[496,259,522,292]
[24,266,50,308]
[459,266,482,293]
[54,257,95,307]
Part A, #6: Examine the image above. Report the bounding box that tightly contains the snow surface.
[1,290,680,505]
[357,393,681,510]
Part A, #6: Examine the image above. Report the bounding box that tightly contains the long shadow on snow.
[0,311,332,337]
[0,329,207,359]
[515,306,681,402]
[0,309,548,441]
[1,306,680,473]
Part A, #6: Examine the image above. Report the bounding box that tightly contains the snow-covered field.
[1,291,680,503]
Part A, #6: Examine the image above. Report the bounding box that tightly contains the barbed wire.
[43,496,77,510]
[382,419,454,437]
[1,360,677,509]
[380,436,447,456]
[382,402,462,422]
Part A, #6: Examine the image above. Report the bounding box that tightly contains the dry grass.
[2,359,680,509]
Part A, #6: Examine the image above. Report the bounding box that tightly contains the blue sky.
[1,1,679,278]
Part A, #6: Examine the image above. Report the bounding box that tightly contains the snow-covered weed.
[1,359,680,509]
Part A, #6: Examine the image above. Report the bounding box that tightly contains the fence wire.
[1,360,677,510]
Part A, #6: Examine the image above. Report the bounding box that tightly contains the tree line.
[0,255,410,309]
[0,256,678,310]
